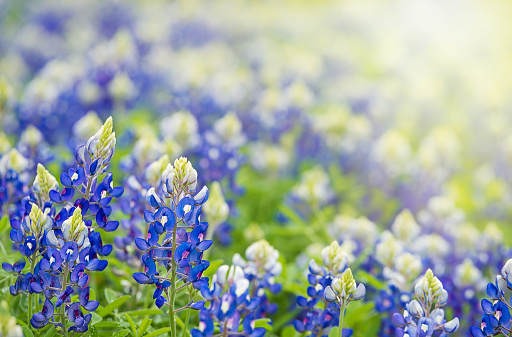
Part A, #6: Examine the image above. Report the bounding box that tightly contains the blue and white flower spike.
[294,241,355,337]
[133,156,211,337]
[470,258,512,337]
[324,268,366,337]
[192,264,265,337]
[393,269,459,337]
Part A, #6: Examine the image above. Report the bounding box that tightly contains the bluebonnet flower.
[393,269,459,337]
[0,148,31,218]
[294,241,361,337]
[132,157,211,335]
[232,239,283,318]
[191,265,265,337]
[470,258,512,337]
[2,116,121,334]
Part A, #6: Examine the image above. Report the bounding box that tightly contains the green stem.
[28,253,36,333]
[338,304,345,337]
[61,264,69,337]
[180,288,193,337]
[169,225,178,337]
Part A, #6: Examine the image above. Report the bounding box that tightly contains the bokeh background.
[2,0,512,336]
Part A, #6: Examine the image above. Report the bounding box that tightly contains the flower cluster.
[393,269,459,337]
[192,264,265,337]
[470,259,512,337]
[294,241,365,337]
[0,147,31,218]
[192,240,281,336]
[132,157,211,334]
[2,116,122,334]
[233,239,283,318]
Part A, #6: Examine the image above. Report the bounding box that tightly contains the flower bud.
[375,231,403,267]
[415,269,444,304]
[108,72,137,102]
[0,133,10,154]
[0,149,29,175]
[321,241,349,274]
[391,209,420,242]
[27,204,51,236]
[20,125,43,149]
[86,116,116,169]
[145,155,169,187]
[212,112,245,147]
[393,252,422,284]
[0,76,12,112]
[243,240,282,278]
[160,111,200,151]
[73,111,102,141]
[202,181,229,226]
[62,207,87,245]
[32,164,58,202]
[293,166,332,206]
[162,157,198,198]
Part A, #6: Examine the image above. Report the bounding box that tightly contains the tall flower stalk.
[3,116,122,334]
[133,157,211,337]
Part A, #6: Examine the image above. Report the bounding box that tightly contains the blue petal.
[133,273,151,284]
[60,173,72,187]
[110,186,124,198]
[135,238,151,251]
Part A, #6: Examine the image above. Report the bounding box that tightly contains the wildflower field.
[2,0,512,336]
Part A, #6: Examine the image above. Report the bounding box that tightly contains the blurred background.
[2,0,512,335]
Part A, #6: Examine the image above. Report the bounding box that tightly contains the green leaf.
[91,312,103,325]
[16,319,28,327]
[202,259,223,279]
[21,326,34,337]
[104,288,118,304]
[0,215,9,235]
[175,315,185,329]
[328,327,339,337]
[43,326,56,337]
[138,318,152,336]
[112,329,130,337]
[144,328,172,337]
[354,270,387,290]
[97,295,131,317]
[281,326,299,337]
[90,288,97,301]
[253,318,273,331]
[94,321,120,328]
[120,309,163,317]
[124,313,137,336]
[88,326,99,337]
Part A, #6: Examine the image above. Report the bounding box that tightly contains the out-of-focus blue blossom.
[0,148,31,218]
[233,240,283,318]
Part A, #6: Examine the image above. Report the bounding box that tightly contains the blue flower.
[56,286,74,307]
[30,298,54,329]
[79,287,99,311]
[2,258,26,273]
[190,309,214,337]
[67,302,92,332]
